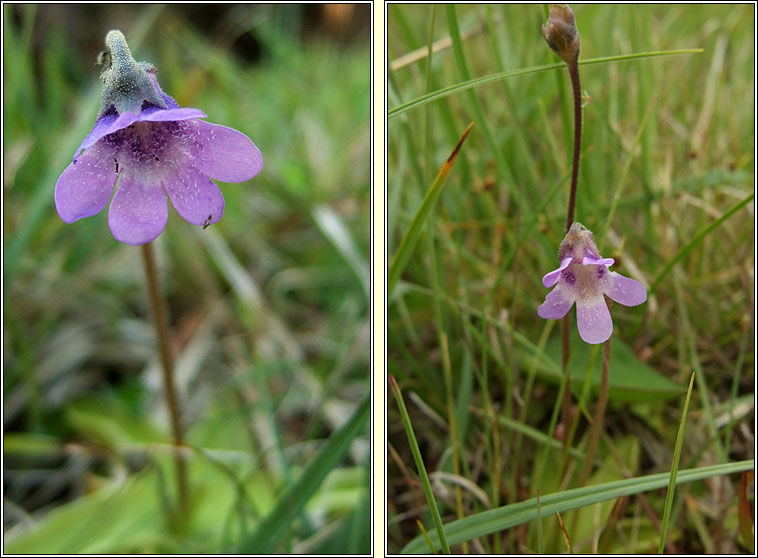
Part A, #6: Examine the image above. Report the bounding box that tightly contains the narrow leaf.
[238,394,369,554]
[388,123,473,297]
[401,460,754,554]
[658,371,696,553]
[390,376,451,554]
[650,192,754,294]
[388,50,703,119]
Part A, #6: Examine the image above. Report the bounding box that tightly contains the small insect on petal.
[203,215,212,229]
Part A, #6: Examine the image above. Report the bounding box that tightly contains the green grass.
[391,375,451,554]
[400,460,754,554]
[658,371,696,553]
[3,4,369,554]
[388,4,754,554]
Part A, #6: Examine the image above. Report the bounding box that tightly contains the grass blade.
[536,490,543,554]
[401,460,754,554]
[658,371,696,553]
[557,511,573,554]
[417,520,438,554]
[388,122,473,298]
[390,376,451,554]
[649,192,754,294]
[470,407,586,460]
[388,49,703,119]
[447,5,521,213]
[238,394,369,554]
[312,203,370,301]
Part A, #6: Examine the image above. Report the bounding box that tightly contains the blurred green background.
[4,3,370,553]
[388,4,753,554]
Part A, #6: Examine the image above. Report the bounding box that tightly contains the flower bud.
[542,4,580,64]
[97,30,167,118]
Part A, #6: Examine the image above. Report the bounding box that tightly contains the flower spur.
[55,30,262,245]
[537,222,647,344]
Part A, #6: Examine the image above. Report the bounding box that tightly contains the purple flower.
[537,222,647,344]
[55,30,262,245]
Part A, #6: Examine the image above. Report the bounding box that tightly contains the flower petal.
[576,297,613,344]
[537,284,576,319]
[140,108,206,123]
[145,68,180,109]
[582,255,614,266]
[542,256,573,288]
[163,163,225,227]
[108,172,167,245]
[605,272,647,307]
[75,108,207,160]
[74,111,120,161]
[185,120,263,183]
[55,142,118,222]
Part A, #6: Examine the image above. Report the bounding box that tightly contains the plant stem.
[440,333,467,553]
[657,372,696,553]
[565,56,582,231]
[560,315,572,453]
[141,242,188,521]
[560,53,582,459]
[390,376,451,554]
[578,303,612,487]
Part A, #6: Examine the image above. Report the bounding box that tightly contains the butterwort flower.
[538,222,647,344]
[55,30,262,245]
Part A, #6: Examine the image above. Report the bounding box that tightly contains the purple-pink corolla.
[55,30,262,245]
[537,222,647,344]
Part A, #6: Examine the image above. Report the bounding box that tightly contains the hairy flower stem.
[141,242,188,523]
[541,3,582,230]
[565,57,582,231]
[558,58,582,456]
[578,303,612,487]
[560,31,582,458]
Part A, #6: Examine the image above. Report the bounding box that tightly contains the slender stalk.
[559,343,601,483]
[541,3,583,231]
[578,303,612,487]
[723,314,751,459]
[390,375,451,554]
[536,489,543,554]
[440,333,467,553]
[560,315,572,453]
[141,242,188,521]
[565,57,582,231]
[546,4,584,456]
[658,372,696,553]
[559,57,581,457]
